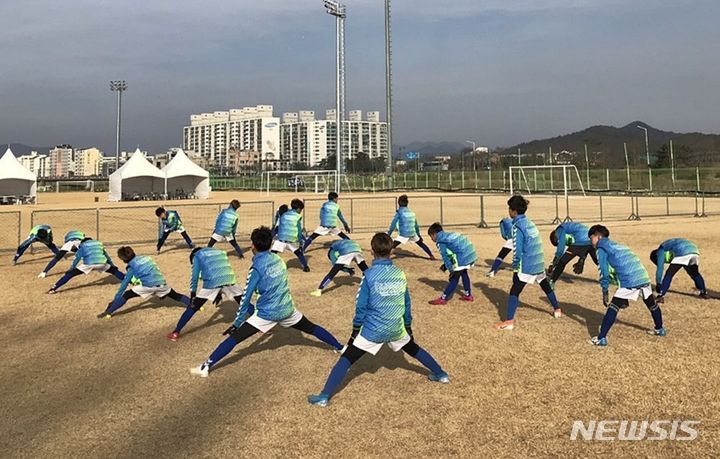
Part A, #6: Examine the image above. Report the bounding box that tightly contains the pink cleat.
[428,297,448,305]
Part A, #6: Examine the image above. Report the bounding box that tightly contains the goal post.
[261,170,340,195]
[508,165,585,197]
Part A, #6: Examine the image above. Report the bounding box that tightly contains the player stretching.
[307,233,449,407]
[13,224,60,265]
[589,225,666,346]
[387,194,434,259]
[651,238,707,302]
[272,204,289,237]
[189,226,343,377]
[495,196,561,330]
[302,192,351,252]
[96,246,191,319]
[486,218,513,278]
[310,238,369,297]
[427,223,478,305]
[48,238,124,293]
[547,221,598,284]
[272,198,310,272]
[155,207,194,253]
[38,229,85,278]
[167,246,243,341]
[207,200,244,258]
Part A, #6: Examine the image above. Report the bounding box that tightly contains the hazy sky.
[1,0,719,153]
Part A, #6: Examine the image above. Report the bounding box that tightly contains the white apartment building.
[18,151,48,177]
[75,147,103,176]
[183,105,280,169]
[47,145,74,177]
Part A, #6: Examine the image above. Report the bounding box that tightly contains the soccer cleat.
[485,270,496,278]
[346,268,356,277]
[334,345,347,355]
[310,289,322,297]
[38,272,47,279]
[307,394,330,407]
[428,372,450,384]
[494,320,515,330]
[459,294,474,302]
[97,311,112,320]
[699,291,709,299]
[303,266,311,273]
[429,255,437,261]
[166,331,180,342]
[655,295,665,304]
[590,336,608,346]
[428,297,448,305]
[47,287,57,295]
[190,364,209,378]
[647,327,667,337]
[553,308,563,319]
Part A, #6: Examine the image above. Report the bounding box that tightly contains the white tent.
[0,148,37,201]
[108,148,165,201]
[162,149,211,199]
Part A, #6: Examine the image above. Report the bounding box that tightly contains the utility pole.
[110,80,128,171]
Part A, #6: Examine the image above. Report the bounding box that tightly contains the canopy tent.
[161,149,211,199]
[0,148,37,200]
[108,148,165,201]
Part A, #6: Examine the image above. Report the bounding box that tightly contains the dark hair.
[117,246,136,263]
[81,237,93,243]
[229,199,241,210]
[36,228,48,239]
[278,204,289,215]
[291,198,304,210]
[507,195,529,214]
[371,232,394,257]
[588,224,610,238]
[189,247,202,263]
[428,222,443,236]
[550,229,559,247]
[398,194,409,207]
[328,192,338,201]
[155,207,166,217]
[251,226,273,252]
[650,249,658,265]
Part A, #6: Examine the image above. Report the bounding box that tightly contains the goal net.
[262,170,342,195]
[509,165,585,197]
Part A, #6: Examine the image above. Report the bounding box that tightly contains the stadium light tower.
[384,0,393,186]
[324,0,346,193]
[110,80,128,171]
[465,140,476,171]
[636,124,652,191]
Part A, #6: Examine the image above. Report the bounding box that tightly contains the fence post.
[350,198,354,230]
[606,169,610,190]
[551,193,561,224]
[563,192,572,222]
[477,195,489,228]
[96,208,100,239]
[701,194,707,217]
[627,193,640,220]
[694,193,700,218]
[666,195,670,216]
[440,196,444,225]
[599,195,603,222]
[17,211,22,246]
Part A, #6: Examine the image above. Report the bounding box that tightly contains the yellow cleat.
[310,289,322,297]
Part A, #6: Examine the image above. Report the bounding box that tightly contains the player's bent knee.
[342,344,366,364]
[401,339,420,358]
[290,316,316,334]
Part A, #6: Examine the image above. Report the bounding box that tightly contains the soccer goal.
[509,165,586,197]
[261,170,344,195]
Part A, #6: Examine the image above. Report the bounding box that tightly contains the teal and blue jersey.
[553,222,591,258]
[328,239,362,265]
[189,247,236,292]
[160,210,184,235]
[435,230,477,270]
[512,214,545,275]
[500,218,513,241]
[235,251,295,325]
[596,238,650,293]
[113,255,166,300]
[213,207,239,237]
[388,206,420,238]
[654,238,700,285]
[319,200,348,228]
[64,230,85,243]
[277,209,304,243]
[70,240,113,269]
[28,224,53,243]
[353,258,412,343]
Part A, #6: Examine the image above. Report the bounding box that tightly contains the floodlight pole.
[465,140,476,171]
[637,125,652,191]
[384,0,393,188]
[324,1,346,194]
[110,80,128,171]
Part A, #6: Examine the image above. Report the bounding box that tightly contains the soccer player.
[48,238,124,293]
[547,221,598,284]
[310,238,369,296]
[207,199,244,258]
[38,229,85,278]
[302,192,351,252]
[387,194,434,259]
[427,223,478,305]
[189,226,343,377]
[307,233,449,407]
[167,246,243,341]
[589,225,666,346]
[495,196,561,330]
[486,218,513,278]
[13,224,60,265]
[272,204,289,237]
[651,238,707,302]
[272,198,310,272]
[155,207,194,253]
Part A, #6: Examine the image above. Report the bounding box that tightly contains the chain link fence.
[0,211,21,252]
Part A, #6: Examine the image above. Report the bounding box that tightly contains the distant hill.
[1,143,52,156]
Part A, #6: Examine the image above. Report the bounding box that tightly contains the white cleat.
[553,308,563,319]
[190,364,209,378]
[485,271,496,278]
[38,272,47,279]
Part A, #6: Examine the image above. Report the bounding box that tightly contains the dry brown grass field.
[1,191,718,458]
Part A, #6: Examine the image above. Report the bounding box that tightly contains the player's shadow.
[482,258,505,270]
[112,297,188,317]
[392,247,428,259]
[322,275,361,295]
[158,245,193,255]
[180,300,240,337]
[417,276,449,294]
[666,289,718,301]
[54,275,122,293]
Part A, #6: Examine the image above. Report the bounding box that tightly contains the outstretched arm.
[388,213,399,235]
[352,277,370,328]
[655,247,666,287]
[234,267,260,326]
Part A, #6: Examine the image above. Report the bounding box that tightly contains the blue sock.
[182,232,194,248]
[106,296,127,314]
[460,270,471,296]
[546,291,559,309]
[660,275,672,295]
[319,273,334,290]
[416,241,433,258]
[442,275,460,299]
[413,347,444,375]
[650,306,663,330]
[693,274,706,293]
[174,307,197,333]
[312,326,342,350]
[230,241,244,257]
[320,356,352,397]
[179,295,191,306]
[598,307,618,339]
[507,295,520,321]
[294,250,308,268]
[490,257,503,272]
[205,336,239,369]
[302,238,312,252]
[53,270,78,290]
